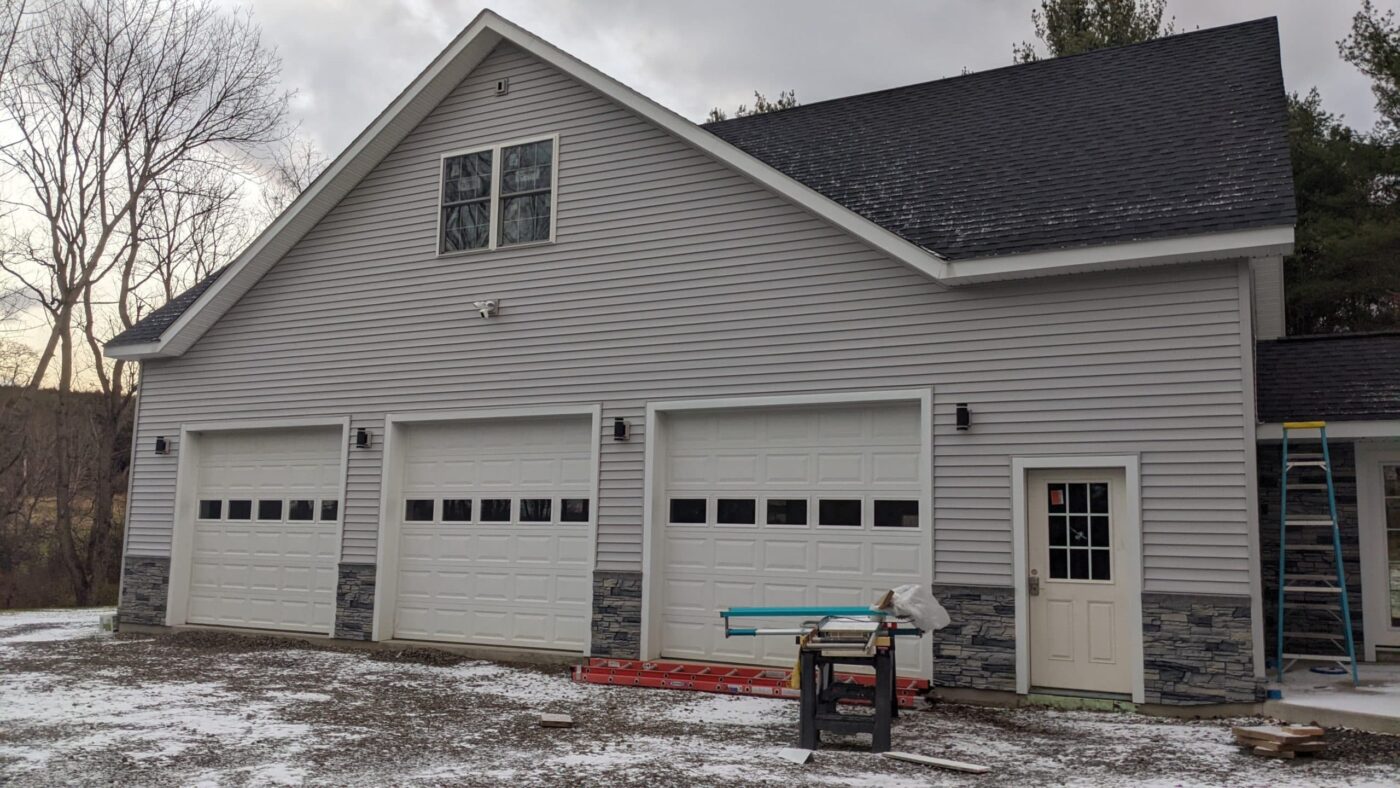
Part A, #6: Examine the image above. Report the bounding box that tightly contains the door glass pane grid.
[1384,465,1400,627]
[401,496,592,525]
[1047,481,1111,582]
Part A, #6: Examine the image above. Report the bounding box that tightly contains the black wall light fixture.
[154,436,170,455]
[955,404,972,431]
[613,417,630,441]
[355,427,371,449]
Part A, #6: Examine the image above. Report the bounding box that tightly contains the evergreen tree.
[1013,0,1173,62]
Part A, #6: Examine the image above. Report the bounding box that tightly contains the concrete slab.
[1264,662,1400,735]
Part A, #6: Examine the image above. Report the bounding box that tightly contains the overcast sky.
[223,0,1397,158]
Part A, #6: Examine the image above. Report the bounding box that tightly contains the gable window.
[439,135,556,254]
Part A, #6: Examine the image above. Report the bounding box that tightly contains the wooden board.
[1232,725,1324,744]
[883,751,990,774]
[1252,746,1297,759]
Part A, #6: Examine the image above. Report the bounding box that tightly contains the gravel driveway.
[2,609,1398,787]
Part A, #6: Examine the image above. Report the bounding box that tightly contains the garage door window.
[257,500,283,521]
[766,499,808,526]
[405,499,434,521]
[228,500,252,520]
[198,500,222,520]
[320,500,339,521]
[561,498,589,522]
[874,500,919,528]
[669,498,706,524]
[520,499,552,522]
[288,500,315,521]
[819,499,862,527]
[717,499,756,525]
[481,499,512,522]
[441,499,472,522]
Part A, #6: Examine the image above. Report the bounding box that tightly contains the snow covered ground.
[2,608,1398,787]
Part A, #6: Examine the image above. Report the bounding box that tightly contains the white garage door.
[659,402,930,676]
[188,427,342,633]
[393,416,593,651]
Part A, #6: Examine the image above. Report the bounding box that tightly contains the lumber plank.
[1252,746,1297,759]
[1232,725,1323,744]
[883,751,990,774]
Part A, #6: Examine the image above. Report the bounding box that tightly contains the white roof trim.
[104,9,1296,360]
[939,225,1295,286]
[1257,420,1400,441]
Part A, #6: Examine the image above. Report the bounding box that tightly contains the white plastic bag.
[886,584,951,632]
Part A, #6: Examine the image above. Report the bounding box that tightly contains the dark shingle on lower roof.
[1256,333,1400,423]
[704,18,1295,261]
[106,266,229,347]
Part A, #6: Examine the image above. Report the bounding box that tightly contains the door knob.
[1028,573,1040,596]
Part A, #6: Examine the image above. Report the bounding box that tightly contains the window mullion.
[488,144,502,250]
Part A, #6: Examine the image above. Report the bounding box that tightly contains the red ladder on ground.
[572,657,930,708]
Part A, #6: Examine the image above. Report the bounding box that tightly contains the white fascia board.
[104,10,948,362]
[104,341,166,361]
[1257,420,1400,441]
[940,225,1295,286]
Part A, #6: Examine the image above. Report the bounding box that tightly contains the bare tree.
[259,134,327,224]
[0,0,291,604]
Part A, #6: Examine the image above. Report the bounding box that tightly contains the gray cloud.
[226,0,1395,157]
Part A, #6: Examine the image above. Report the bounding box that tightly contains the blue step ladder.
[1275,421,1358,685]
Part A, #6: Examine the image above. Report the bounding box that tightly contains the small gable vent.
[495,77,510,96]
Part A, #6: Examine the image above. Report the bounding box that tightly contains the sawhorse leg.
[872,648,893,753]
[798,649,818,750]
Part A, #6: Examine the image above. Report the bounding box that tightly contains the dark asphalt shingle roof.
[1256,333,1400,423]
[107,266,228,347]
[704,18,1295,261]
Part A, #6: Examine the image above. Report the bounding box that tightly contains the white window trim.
[1010,455,1144,704]
[1356,442,1400,661]
[437,133,560,256]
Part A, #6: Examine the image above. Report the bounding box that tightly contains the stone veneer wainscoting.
[1142,593,1263,704]
[334,563,377,640]
[118,555,171,626]
[590,570,642,658]
[929,584,1017,692]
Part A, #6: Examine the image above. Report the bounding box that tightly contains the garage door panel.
[664,533,710,570]
[761,539,810,572]
[391,415,593,652]
[814,541,864,574]
[660,403,930,677]
[557,534,591,564]
[873,452,920,483]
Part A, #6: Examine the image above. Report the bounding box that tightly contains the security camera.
[472,299,499,319]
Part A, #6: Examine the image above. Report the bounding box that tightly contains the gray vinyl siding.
[124,42,1255,595]
[1250,256,1285,340]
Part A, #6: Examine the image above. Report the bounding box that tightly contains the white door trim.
[1011,454,1144,703]
[370,404,603,654]
[640,388,935,677]
[165,416,351,636]
[1356,441,1400,662]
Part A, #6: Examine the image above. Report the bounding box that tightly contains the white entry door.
[657,402,930,676]
[1027,469,1132,695]
[187,427,343,634]
[392,416,593,651]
